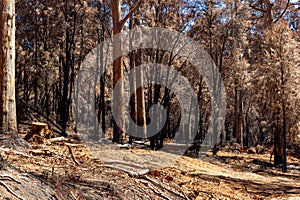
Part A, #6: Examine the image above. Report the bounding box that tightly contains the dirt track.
[0,137,300,199]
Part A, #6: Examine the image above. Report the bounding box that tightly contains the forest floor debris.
[0,131,299,199]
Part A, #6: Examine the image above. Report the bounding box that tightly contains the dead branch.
[104,160,148,169]
[119,0,143,28]
[249,4,265,12]
[67,146,80,166]
[65,143,83,147]
[0,173,21,184]
[137,178,174,200]
[274,0,290,23]
[70,190,77,200]
[48,136,68,143]
[66,180,114,192]
[103,164,149,177]
[103,160,151,177]
[147,181,173,200]
[140,175,188,199]
[0,147,31,158]
[0,180,25,200]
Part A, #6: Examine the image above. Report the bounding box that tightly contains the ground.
[0,131,299,200]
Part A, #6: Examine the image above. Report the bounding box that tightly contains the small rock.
[256,145,264,154]
[230,143,241,151]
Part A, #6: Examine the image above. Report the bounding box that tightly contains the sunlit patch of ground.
[1,135,300,199]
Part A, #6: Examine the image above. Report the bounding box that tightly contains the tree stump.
[24,122,55,143]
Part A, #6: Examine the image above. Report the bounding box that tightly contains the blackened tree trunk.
[59,0,78,137]
[273,66,287,172]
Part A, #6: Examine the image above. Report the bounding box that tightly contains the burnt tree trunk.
[59,0,77,137]
[273,66,287,172]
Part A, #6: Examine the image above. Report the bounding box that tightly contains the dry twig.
[0,180,25,200]
[67,146,80,166]
[0,173,21,184]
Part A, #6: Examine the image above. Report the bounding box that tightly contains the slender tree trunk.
[273,67,287,171]
[132,10,146,139]
[244,106,250,147]
[263,0,273,27]
[110,0,142,143]
[233,79,238,141]
[281,99,287,172]
[128,51,136,144]
[135,49,146,138]
[0,0,17,134]
[274,106,281,164]
[197,80,203,144]
[59,27,70,136]
[34,3,38,108]
[238,88,243,147]
[128,14,136,144]
[233,79,243,146]
[59,0,77,137]
[111,0,125,143]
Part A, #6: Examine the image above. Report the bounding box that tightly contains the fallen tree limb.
[138,179,173,200]
[0,147,31,158]
[103,164,150,177]
[104,160,148,169]
[67,146,80,166]
[0,173,22,184]
[140,175,189,199]
[65,143,83,147]
[0,180,25,200]
[66,180,115,195]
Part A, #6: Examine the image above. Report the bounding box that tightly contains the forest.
[0,0,300,199]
